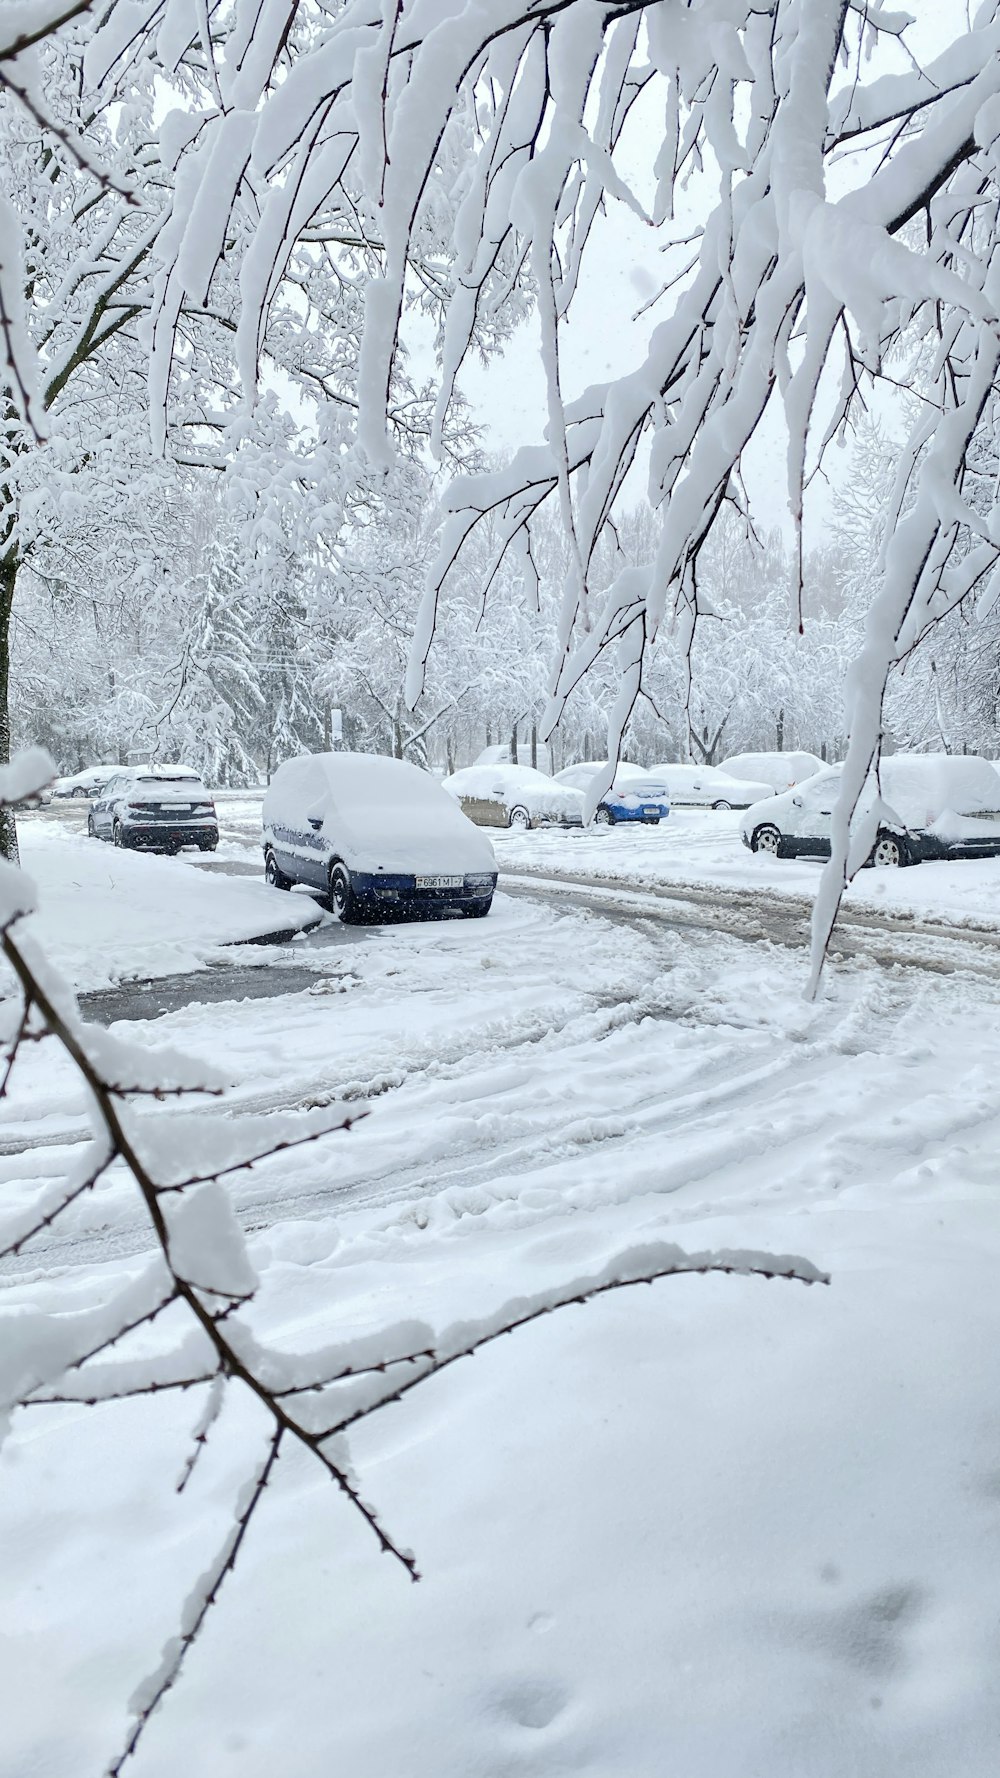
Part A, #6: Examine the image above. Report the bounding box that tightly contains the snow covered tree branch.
[112,0,1000,974]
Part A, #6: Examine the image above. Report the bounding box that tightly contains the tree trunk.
[322,702,332,750]
[0,549,20,864]
[510,722,518,765]
[776,706,785,751]
[530,723,538,770]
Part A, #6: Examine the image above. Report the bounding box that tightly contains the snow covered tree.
[103,0,1000,973]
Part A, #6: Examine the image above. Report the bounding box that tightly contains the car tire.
[72,786,88,799]
[463,900,492,918]
[751,823,782,856]
[112,820,128,849]
[870,831,907,868]
[329,861,361,922]
[593,806,614,826]
[264,849,291,890]
[87,813,97,839]
[199,840,218,854]
[508,805,531,830]
[712,799,733,811]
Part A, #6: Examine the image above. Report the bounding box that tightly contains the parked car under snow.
[740,755,1000,867]
[720,751,824,792]
[52,764,120,799]
[554,762,671,824]
[262,752,498,920]
[88,767,218,853]
[443,764,584,830]
[646,762,772,809]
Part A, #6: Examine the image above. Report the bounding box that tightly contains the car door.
[92,775,120,836]
[789,772,840,850]
[458,792,506,827]
[275,764,330,887]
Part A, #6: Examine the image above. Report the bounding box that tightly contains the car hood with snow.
[265,753,496,876]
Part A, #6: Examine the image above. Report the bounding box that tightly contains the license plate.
[415,874,463,889]
[642,806,659,816]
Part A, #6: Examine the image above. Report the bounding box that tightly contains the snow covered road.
[4,874,1000,1776]
[5,886,1000,1270]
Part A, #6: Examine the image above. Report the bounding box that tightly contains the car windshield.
[130,775,209,794]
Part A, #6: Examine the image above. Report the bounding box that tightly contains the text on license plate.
[415,874,463,888]
[642,806,659,815]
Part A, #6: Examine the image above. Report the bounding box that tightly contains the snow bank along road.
[4,878,1000,1777]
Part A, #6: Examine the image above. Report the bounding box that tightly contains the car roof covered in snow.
[879,753,1000,824]
[720,751,823,790]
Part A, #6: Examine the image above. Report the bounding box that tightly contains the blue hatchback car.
[555,763,671,825]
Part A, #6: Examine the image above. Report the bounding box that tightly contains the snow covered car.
[719,751,824,793]
[262,752,497,920]
[647,762,772,810]
[443,764,584,830]
[473,741,554,773]
[740,755,1000,867]
[88,767,218,853]
[554,762,671,824]
[51,764,119,799]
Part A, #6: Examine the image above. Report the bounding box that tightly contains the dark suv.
[88,768,218,854]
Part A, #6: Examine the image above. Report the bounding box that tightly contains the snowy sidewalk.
[10,828,320,993]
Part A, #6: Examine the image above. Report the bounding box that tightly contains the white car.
[88,766,218,853]
[51,764,120,799]
[720,751,824,793]
[443,764,584,830]
[263,752,497,920]
[740,755,1000,867]
[647,762,772,809]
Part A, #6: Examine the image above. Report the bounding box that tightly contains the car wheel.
[751,823,782,856]
[871,831,905,868]
[72,786,88,799]
[593,806,614,826]
[329,862,361,922]
[87,813,97,838]
[112,820,128,849]
[199,840,218,854]
[712,799,733,811]
[264,849,291,890]
[508,805,531,830]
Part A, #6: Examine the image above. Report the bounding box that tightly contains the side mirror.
[791,795,803,809]
[308,815,323,830]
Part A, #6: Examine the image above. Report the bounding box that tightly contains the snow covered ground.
[9,823,319,992]
[3,886,1000,1776]
[493,808,1000,929]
